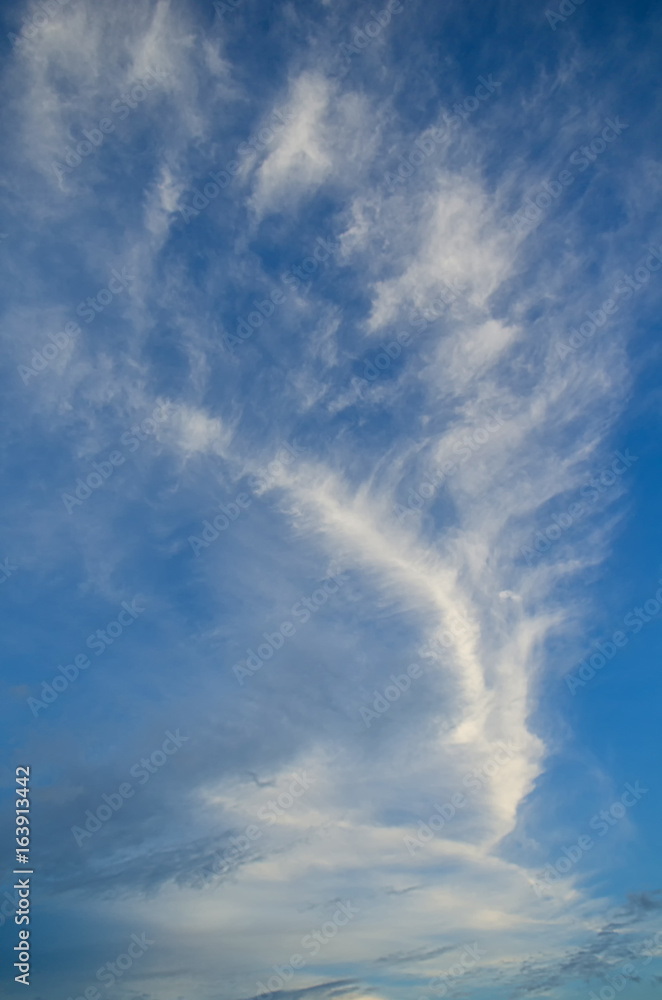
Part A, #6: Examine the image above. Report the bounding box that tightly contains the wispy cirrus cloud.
[1,1,661,999]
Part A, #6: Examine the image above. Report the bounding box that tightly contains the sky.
[1,0,662,998]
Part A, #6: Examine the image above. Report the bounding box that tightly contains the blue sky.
[1,0,662,998]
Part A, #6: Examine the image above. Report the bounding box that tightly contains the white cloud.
[250,71,376,219]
